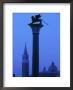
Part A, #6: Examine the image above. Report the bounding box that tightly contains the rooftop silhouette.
[38,62,60,77]
[21,46,60,77]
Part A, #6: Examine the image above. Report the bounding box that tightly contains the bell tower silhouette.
[22,44,29,77]
[28,14,43,76]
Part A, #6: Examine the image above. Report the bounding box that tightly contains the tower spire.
[23,43,28,60]
[24,43,28,55]
[22,43,29,77]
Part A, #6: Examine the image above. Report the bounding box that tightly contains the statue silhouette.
[31,14,42,24]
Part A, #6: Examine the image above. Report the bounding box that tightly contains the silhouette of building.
[28,14,43,77]
[48,62,57,72]
[39,67,48,77]
[38,62,60,77]
[22,44,29,77]
[48,62,60,77]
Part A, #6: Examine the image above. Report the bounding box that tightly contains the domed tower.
[48,62,58,77]
[22,44,29,77]
[48,62,57,72]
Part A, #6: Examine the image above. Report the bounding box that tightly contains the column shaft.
[32,33,39,77]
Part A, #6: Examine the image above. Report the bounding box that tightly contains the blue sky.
[13,13,60,77]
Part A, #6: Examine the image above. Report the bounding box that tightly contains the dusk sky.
[13,13,60,77]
